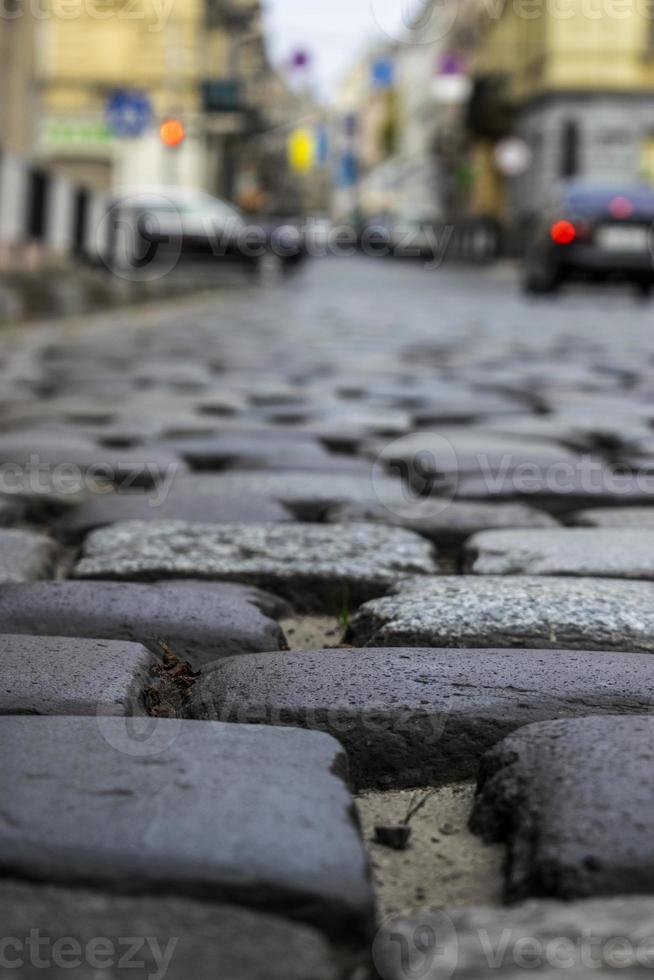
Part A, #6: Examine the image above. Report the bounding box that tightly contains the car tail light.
[550,220,577,245]
[609,196,633,219]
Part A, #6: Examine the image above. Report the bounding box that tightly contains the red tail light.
[609,196,633,219]
[550,220,576,245]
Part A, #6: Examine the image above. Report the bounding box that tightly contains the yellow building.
[36,0,268,193]
[460,0,654,222]
[0,6,38,155]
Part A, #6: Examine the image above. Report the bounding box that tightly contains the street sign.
[105,90,152,138]
[315,125,329,166]
[432,53,471,104]
[290,49,310,69]
[288,128,315,175]
[371,57,394,90]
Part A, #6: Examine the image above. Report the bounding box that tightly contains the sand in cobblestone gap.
[356,783,504,921]
[280,616,347,650]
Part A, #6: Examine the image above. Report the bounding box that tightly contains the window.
[560,120,579,178]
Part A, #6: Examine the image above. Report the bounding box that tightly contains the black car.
[522,182,654,295]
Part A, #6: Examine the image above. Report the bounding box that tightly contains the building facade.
[35,0,302,203]
[465,0,654,227]
[0,3,38,156]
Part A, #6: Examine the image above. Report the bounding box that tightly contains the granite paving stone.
[155,432,366,472]
[347,575,654,651]
[168,470,404,519]
[0,434,186,487]
[367,430,577,481]
[0,882,342,979]
[453,462,654,512]
[483,413,620,450]
[59,489,292,538]
[0,529,57,582]
[73,520,439,609]
[0,580,286,669]
[0,634,152,715]
[189,646,654,789]
[374,897,654,979]
[571,505,654,528]
[0,493,27,525]
[0,716,373,940]
[410,391,524,425]
[326,499,558,549]
[470,715,654,901]
[466,528,654,578]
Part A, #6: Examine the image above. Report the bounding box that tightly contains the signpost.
[105,91,152,138]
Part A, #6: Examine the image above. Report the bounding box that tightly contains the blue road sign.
[105,90,152,138]
[371,57,394,90]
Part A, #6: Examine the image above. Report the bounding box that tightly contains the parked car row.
[107,186,307,277]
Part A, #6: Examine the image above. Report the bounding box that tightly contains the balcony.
[201,79,244,113]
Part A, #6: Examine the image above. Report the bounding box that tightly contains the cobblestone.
[348,575,654,650]
[73,520,439,608]
[0,434,186,487]
[466,527,654,578]
[571,505,654,527]
[470,715,654,900]
[0,634,152,714]
[0,716,373,940]
[190,646,654,788]
[156,432,368,472]
[0,882,341,980]
[59,487,292,538]
[374,897,654,979]
[169,470,404,520]
[0,529,57,582]
[0,494,28,525]
[326,499,558,549]
[0,580,286,668]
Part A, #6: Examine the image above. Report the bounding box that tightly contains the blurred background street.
[3,0,654,306]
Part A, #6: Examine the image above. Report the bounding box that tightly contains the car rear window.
[565,188,654,214]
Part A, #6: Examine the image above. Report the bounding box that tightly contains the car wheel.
[635,281,652,299]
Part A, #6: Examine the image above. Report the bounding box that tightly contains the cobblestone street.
[2,256,654,978]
